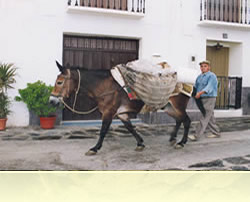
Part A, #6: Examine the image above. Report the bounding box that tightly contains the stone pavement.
[0,116,250,170]
[1,116,250,141]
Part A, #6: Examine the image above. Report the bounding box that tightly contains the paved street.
[1,118,250,171]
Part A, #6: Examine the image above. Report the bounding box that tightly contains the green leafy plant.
[0,63,17,93]
[15,80,58,117]
[0,92,11,118]
[0,62,17,120]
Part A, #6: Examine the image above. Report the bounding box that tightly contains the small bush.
[15,80,57,117]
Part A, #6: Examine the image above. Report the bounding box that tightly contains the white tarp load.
[174,66,200,84]
[124,59,200,84]
[126,59,175,76]
[111,59,178,111]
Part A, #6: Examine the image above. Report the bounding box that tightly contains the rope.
[72,70,81,109]
[61,69,98,115]
[59,69,121,114]
[60,98,98,115]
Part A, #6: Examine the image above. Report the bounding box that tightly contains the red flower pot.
[39,116,56,129]
[0,118,7,131]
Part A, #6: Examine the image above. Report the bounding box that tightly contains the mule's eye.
[57,81,63,85]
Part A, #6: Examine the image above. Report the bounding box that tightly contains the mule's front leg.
[118,114,145,151]
[85,118,112,156]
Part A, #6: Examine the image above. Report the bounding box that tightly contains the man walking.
[189,60,220,141]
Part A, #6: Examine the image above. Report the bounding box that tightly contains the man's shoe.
[188,135,197,141]
[207,133,221,138]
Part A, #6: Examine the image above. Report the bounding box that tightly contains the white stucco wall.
[1,0,250,126]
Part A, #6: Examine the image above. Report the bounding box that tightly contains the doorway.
[206,45,229,76]
[206,44,229,108]
[62,35,139,120]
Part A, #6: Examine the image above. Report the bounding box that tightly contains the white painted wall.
[1,0,250,126]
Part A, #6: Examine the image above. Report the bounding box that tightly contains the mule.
[49,61,194,155]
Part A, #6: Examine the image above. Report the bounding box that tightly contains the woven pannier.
[117,64,177,111]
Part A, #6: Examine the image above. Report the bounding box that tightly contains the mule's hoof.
[135,145,145,151]
[174,144,184,149]
[169,139,177,146]
[85,150,97,156]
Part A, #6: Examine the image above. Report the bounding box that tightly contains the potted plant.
[15,80,58,129]
[0,62,17,130]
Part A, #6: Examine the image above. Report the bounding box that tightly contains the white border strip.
[67,6,145,18]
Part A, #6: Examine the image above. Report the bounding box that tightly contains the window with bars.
[200,0,250,24]
[216,76,242,109]
[68,0,146,13]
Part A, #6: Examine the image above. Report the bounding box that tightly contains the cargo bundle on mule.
[111,59,195,112]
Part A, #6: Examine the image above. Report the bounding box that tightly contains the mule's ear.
[56,60,64,72]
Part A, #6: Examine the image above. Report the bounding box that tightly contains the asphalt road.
[0,129,250,170]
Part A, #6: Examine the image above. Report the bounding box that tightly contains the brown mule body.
[50,62,192,155]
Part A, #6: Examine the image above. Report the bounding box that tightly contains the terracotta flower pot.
[39,116,56,129]
[0,118,7,131]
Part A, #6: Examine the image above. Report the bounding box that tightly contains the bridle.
[52,69,98,115]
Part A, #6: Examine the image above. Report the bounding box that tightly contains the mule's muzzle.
[49,95,61,107]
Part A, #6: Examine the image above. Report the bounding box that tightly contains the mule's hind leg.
[175,115,191,148]
[118,114,145,151]
[164,103,182,146]
[166,95,191,149]
[178,115,191,147]
[169,120,182,146]
[85,115,112,156]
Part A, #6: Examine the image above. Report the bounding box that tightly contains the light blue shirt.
[195,71,218,98]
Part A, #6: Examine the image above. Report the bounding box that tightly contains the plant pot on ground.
[15,80,58,129]
[0,93,11,130]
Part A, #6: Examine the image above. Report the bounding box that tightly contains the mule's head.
[49,61,78,106]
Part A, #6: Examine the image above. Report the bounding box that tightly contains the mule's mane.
[65,67,111,77]
[66,66,110,72]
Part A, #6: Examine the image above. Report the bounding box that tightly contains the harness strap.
[97,90,116,98]
[96,85,127,98]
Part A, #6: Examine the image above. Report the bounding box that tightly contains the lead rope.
[60,69,98,115]
[72,70,81,110]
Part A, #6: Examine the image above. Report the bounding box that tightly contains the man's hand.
[195,91,205,99]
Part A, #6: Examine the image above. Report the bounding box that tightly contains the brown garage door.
[63,35,139,120]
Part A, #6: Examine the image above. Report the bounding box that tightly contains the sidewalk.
[0,117,250,170]
[1,116,250,141]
